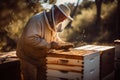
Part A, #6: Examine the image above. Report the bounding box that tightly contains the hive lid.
[47,49,98,59]
[114,40,120,44]
[74,45,114,51]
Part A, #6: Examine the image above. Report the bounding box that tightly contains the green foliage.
[59,1,118,46]
[0,0,43,51]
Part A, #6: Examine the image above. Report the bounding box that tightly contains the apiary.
[75,45,115,80]
[47,49,100,80]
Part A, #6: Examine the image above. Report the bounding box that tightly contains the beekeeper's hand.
[59,42,74,50]
[50,41,74,50]
[50,41,61,49]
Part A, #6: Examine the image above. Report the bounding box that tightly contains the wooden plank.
[47,69,82,80]
[47,57,83,66]
[0,51,17,58]
[47,64,83,73]
[47,49,96,59]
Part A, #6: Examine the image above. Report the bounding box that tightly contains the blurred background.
[0,0,120,52]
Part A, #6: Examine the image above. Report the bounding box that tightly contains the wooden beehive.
[0,51,21,80]
[114,40,120,60]
[47,49,100,80]
[114,40,120,80]
[75,45,115,80]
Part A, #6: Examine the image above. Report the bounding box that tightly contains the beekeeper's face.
[56,19,71,32]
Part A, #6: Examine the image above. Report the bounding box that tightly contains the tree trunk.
[116,0,120,39]
[70,0,80,17]
[66,0,80,28]
[95,0,103,22]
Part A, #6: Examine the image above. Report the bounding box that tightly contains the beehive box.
[75,45,115,80]
[114,40,120,80]
[47,49,100,80]
[114,40,120,60]
[0,51,21,80]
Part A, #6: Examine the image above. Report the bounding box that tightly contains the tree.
[66,0,81,28]
[95,0,103,22]
[0,0,57,52]
[0,0,42,52]
[116,0,120,39]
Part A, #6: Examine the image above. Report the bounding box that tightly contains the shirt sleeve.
[24,17,51,50]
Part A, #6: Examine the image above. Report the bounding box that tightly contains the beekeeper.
[16,4,73,80]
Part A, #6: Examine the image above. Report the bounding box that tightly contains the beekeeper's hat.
[56,4,73,21]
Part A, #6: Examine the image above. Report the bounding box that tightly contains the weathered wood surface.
[0,51,18,64]
[47,69,82,80]
[47,49,98,59]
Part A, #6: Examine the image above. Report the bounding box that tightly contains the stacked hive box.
[0,51,21,80]
[47,49,100,80]
[75,45,115,80]
[114,40,120,80]
[114,40,120,60]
